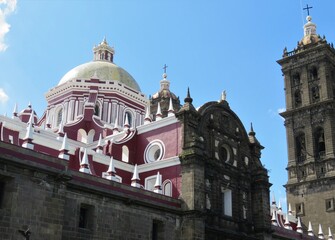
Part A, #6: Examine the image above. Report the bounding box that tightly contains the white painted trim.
[144,175,157,191]
[144,140,165,163]
[139,156,180,173]
[137,115,179,134]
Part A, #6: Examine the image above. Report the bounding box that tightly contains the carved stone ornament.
[311,108,325,125]
[294,115,305,129]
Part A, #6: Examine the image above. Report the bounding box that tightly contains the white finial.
[296,217,303,233]
[22,117,34,149]
[107,157,116,174]
[102,36,108,45]
[12,103,18,118]
[328,227,333,240]
[24,120,33,140]
[272,193,276,205]
[284,213,291,230]
[168,97,175,117]
[278,200,282,212]
[154,172,162,194]
[113,114,119,134]
[308,221,314,236]
[13,103,17,113]
[131,164,139,180]
[288,203,292,215]
[271,210,278,226]
[97,133,103,147]
[96,134,104,153]
[156,102,162,120]
[318,224,325,239]
[28,111,34,125]
[80,148,89,165]
[124,113,130,129]
[131,164,140,188]
[79,148,91,174]
[57,120,64,134]
[58,133,70,160]
[59,133,69,151]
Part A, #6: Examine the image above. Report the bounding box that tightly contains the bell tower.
[278,12,335,232]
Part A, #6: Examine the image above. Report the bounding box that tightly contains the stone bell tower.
[278,12,335,232]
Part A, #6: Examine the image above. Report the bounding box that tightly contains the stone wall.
[0,141,182,240]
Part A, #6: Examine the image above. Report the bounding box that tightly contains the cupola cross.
[303,4,313,16]
[163,64,168,74]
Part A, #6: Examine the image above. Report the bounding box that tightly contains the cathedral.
[0,11,333,240]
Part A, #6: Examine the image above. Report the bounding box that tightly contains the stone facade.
[0,142,182,240]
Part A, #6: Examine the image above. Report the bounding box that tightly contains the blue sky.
[1,0,335,210]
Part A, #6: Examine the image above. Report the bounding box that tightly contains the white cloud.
[0,88,9,104]
[0,0,17,52]
[277,107,286,114]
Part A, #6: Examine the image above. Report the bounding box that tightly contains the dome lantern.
[93,37,115,62]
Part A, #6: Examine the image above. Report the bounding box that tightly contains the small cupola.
[93,37,115,62]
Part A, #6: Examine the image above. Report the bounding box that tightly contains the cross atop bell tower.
[303,4,313,16]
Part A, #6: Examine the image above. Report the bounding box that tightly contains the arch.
[162,180,172,197]
[55,106,64,127]
[77,129,88,143]
[122,145,129,162]
[87,129,95,144]
[292,72,301,86]
[94,104,100,117]
[314,127,325,159]
[123,109,134,127]
[309,66,318,80]
[295,132,306,162]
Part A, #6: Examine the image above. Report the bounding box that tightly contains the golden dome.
[58,61,141,91]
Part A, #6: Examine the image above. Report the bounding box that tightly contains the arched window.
[56,109,63,126]
[314,128,325,159]
[144,175,157,192]
[94,104,100,117]
[124,111,133,127]
[122,145,129,162]
[77,129,88,143]
[222,189,232,217]
[295,133,306,162]
[87,129,95,144]
[162,180,172,197]
[309,67,318,80]
[292,72,300,86]
[294,90,302,107]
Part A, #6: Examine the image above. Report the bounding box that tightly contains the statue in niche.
[294,90,302,107]
[311,85,320,102]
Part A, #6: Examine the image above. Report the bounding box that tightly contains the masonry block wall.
[0,142,182,240]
